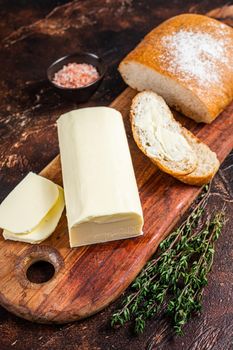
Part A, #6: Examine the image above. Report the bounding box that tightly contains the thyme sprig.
[111,185,225,335]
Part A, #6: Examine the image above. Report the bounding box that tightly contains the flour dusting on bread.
[160,30,230,86]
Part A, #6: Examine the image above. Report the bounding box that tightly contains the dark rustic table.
[0,1,232,349]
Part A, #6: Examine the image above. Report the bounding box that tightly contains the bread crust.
[176,169,218,186]
[119,14,233,123]
[175,128,220,185]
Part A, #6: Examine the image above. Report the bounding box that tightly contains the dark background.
[0,1,232,349]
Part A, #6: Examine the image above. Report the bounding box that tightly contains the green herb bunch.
[111,185,225,335]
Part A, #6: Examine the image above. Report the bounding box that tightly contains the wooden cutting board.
[0,88,233,324]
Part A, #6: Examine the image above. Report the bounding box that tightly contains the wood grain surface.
[0,0,232,349]
[0,87,232,324]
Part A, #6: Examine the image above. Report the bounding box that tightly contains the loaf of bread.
[130,91,220,185]
[119,14,233,124]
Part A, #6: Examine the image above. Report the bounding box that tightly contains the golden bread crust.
[175,128,220,185]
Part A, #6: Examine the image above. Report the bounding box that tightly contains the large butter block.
[57,107,143,247]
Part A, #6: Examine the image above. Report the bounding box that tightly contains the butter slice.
[0,172,59,233]
[3,187,64,244]
[0,172,65,244]
[57,107,143,247]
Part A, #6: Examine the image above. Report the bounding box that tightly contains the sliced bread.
[130,91,197,177]
[130,91,219,185]
[176,129,220,185]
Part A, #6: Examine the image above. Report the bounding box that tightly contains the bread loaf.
[130,91,220,185]
[120,14,233,124]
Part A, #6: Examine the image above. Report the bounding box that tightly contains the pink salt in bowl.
[47,52,106,102]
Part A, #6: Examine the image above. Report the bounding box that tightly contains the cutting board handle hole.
[26,260,55,284]
[15,245,64,288]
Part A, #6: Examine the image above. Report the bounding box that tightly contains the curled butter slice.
[0,172,59,233]
[3,187,64,244]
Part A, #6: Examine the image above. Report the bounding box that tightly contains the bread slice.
[119,14,233,124]
[176,129,220,185]
[130,91,219,185]
[130,91,197,177]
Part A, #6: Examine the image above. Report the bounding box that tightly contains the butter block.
[57,107,143,247]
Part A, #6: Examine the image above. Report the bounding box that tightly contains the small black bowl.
[47,52,106,102]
